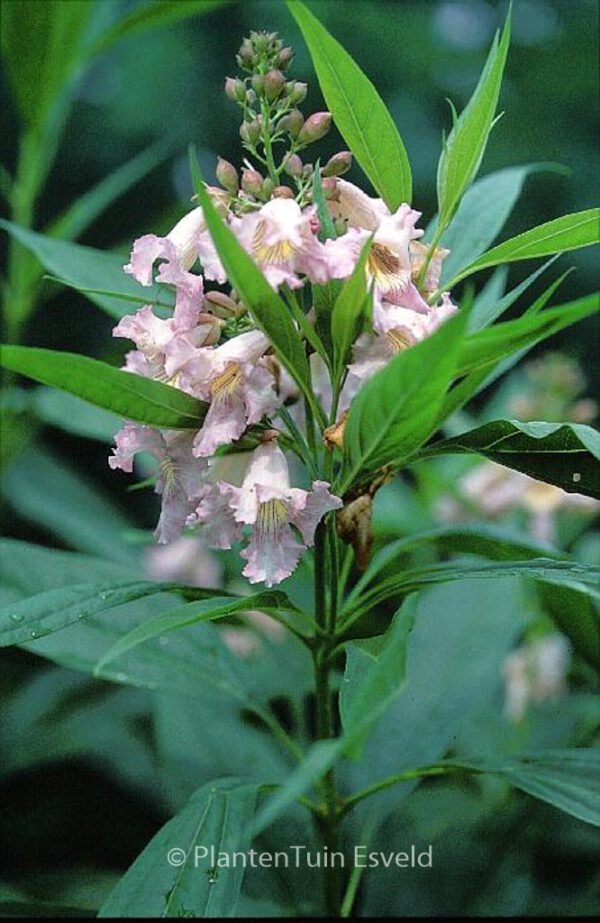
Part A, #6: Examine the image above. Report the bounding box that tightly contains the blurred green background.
[1,0,599,916]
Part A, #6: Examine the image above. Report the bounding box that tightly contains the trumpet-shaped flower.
[192,441,342,586]
[109,424,208,543]
[113,302,220,388]
[234,198,340,289]
[177,330,280,456]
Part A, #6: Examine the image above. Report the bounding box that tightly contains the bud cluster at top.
[220,31,352,214]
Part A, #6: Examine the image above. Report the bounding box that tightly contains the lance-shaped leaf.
[431,164,557,285]
[419,420,600,499]
[436,9,511,229]
[189,151,319,420]
[0,345,207,429]
[99,778,259,918]
[0,220,166,319]
[456,293,599,378]
[340,596,417,758]
[445,208,600,289]
[339,311,466,493]
[287,0,412,208]
[95,591,301,674]
[331,238,371,378]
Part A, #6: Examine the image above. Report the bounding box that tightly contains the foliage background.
[1,0,598,916]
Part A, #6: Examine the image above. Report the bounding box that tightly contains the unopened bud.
[205,291,239,319]
[322,150,353,177]
[216,157,239,194]
[279,109,304,138]
[302,163,314,178]
[298,111,332,144]
[241,168,264,197]
[284,153,303,178]
[251,74,265,95]
[194,313,222,346]
[289,81,308,104]
[333,217,348,236]
[273,185,295,199]
[261,177,275,199]
[239,119,261,145]
[224,77,246,103]
[277,46,294,69]
[237,39,255,70]
[264,69,285,101]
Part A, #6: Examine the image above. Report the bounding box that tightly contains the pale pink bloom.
[345,294,458,394]
[233,198,338,289]
[109,424,207,543]
[459,461,599,543]
[409,239,450,296]
[192,441,342,586]
[177,330,279,456]
[328,179,389,231]
[124,207,226,289]
[503,635,570,723]
[145,535,223,589]
[113,303,219,389]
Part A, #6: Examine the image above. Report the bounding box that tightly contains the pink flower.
[113,303,220,388]
[177,330,280,456]
[192,441,342,586]
[124,207,226,290]
[109,424,207,543]
[233,198,339,289]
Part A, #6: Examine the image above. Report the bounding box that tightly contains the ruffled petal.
[288,480,342,545]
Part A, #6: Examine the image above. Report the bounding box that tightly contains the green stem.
[338,763,471,817]
[312,519,343,916]
[416,222,445,293]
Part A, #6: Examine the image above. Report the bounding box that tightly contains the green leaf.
[446,209,600,289]
[436,9,511,229]
[189,151,318,419]
[331,239,371,377]
[0,344,207,429]
[537,583,600,670]
[0,579,173,647]
[287,0,412,208]
[1,0,93,127]
[340,310,466,492]
[2,447,139,564]
[99,778,259,918]
[435,165,554,284]
[456,750,600,827]
[457,294,599,378]
[0,220,167,319]
[340,596,416,758]
[91,0,228,57]
[95,591,299,673]
[420,420,600,499]
[468,256,558,333]
[31,387,121,442]
[312,166,337,241]
[48,139,174,241]
[345,558,600,623]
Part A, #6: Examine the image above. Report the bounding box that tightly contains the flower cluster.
[109,31,457,586]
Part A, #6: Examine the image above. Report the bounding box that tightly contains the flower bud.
[216,157,239,194]
[273,185,295,199]
[241,168,264,197]
[333,217,348,236]
[277,46,294,69]
[239,119,261,145]
[321,177,338,199]
[279,109,304,138]
[261,177,275,199]
[289,81,308,104]
[284,153,303,178]
[205,291,240,319]
[224,77,246,103]
[322,150,353,177]
[251,74,265,95]
[195,313,223,346]
[237,38,255,70]
[302,163,314,178]
[264,69,285,101]
[298,111,332,144]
